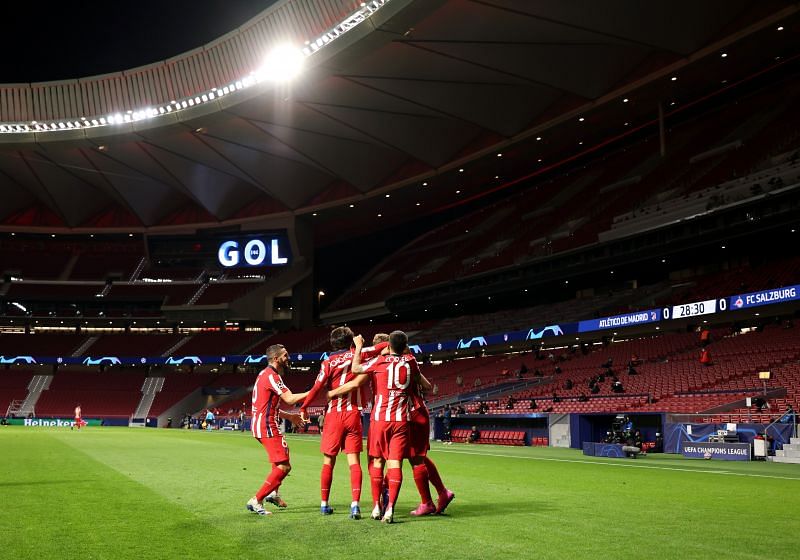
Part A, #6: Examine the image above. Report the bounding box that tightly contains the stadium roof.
[0,0,796,234]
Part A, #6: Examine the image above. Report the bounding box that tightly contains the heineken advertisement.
[8,418,103,427]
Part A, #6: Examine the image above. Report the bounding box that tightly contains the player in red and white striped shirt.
[246,344,308,516]
[351,330,420,523]
[299,326,388,519]
[333,333,455,519]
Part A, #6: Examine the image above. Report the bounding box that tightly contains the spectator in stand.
[578,394,589,402]
[563,379,573,390]
[590,384,600,395]
[627,362,638,375]
[456,375,464,387]
[316,410,325,434]
[529,399,537,410]
[500,367,511,378]
[505,396,515,410]
[554,365,562,374]
[699,328,711,347]
[442,405,452,443]
[552,392,561,403]
[473,377,482,388]
[602,357,613,369]
[611,380,624,394]
[432,383,439,397]
[457,405,466,415]
[534,368,543,378]
[468,426,480,443]
[519,363,528,375]
[752,397,769,411]
[778,404,795,425]
[699,348,713,366]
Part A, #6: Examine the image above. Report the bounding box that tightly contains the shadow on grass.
[235,498,557,520]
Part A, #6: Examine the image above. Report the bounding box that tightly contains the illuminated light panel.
[0,0,392,134]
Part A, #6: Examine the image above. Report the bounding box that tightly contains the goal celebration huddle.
[246,327,454,523]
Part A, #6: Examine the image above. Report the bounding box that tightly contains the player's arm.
[351,334,366,373]
[360,340,389,359]
[327,372,370,399]
[416,369,433,392]
[279,408,307,428]
[299,363,328,420]
[280,389,308,407]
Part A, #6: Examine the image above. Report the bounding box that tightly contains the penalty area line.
[434,448,800,481]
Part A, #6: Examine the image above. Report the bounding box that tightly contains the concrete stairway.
[770,436,800,464]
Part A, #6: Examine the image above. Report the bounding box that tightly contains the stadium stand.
[327,81,800,313]
[34,369,145,418]
[0,370,35,415]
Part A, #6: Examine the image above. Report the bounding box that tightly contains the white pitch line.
[434,448,800,481]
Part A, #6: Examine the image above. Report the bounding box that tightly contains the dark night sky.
[0,1,276,83]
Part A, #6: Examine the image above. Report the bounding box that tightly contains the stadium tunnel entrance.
[570,413,664,450]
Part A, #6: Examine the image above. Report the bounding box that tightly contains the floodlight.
[258,44,305,82]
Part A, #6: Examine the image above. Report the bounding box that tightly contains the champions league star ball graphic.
[703,451,712,460]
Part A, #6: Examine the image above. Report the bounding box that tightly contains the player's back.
[369,353,419,422]
[318,343,386,412]
[251,367,285,438]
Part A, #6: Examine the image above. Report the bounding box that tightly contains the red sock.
[412,464,433,504]
[349,464,362,503]
[255,466,288,502]
[387,467,402,509]
[320,464,333,502]
[369,464,383,507]
[424,456,446,495]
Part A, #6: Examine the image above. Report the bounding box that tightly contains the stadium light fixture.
[623,98,629,103]
[721,53,728,58]
[578,117,585,122]
[777,26,784,31]
[257,44,305,82]
[670,76,677,81]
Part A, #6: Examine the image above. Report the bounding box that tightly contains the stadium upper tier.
[327,81,800,313]
[0,1,795,231]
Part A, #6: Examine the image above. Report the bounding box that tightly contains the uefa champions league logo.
[165,356,202,365]
[0,355,37,364]
[456,337,487,349]
[526,325,564,340]
[82,357,121,366]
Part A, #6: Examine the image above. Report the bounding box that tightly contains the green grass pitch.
[2,427,799,559]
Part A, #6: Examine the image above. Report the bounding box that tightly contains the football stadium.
[1,1,800,558]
